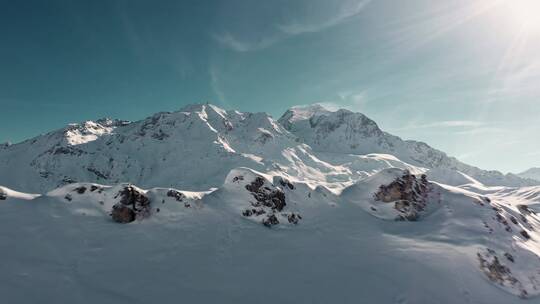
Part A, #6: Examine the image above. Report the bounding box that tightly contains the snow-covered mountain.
[0,103,535,193]
[1,103,540,303]
[518,168,540,181]
[279,104,536,187]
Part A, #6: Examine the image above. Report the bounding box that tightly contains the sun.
[505,0,540,31]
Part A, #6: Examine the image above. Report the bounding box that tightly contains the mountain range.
[0,103,536,193]
[518,167,540,181]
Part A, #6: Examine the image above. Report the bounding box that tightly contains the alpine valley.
[1,103,539,303]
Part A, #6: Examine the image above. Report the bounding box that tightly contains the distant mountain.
[279,104,537,187]
[518,167,540,181]
[1,103,537,193]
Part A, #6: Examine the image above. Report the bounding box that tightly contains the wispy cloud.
[453,126,504,135]
[315,91,368,112]
[209,66,226,103]
[395,120,486,131]
[277,0,371,35]
[215,0,371,52]
[214,32,281,53]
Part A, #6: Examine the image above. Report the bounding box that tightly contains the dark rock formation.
[262,214,279,227]
[478,250,528,298]
[278,178,295,190]
[111,185,151,223]
[374,171,431,221]
[245,177,286,212]
[74,186,87,194]
[167,189,185,202]
[0,189,6,200]
[242,176,301,227]
[87,167,108,180]
[111,205,136,223]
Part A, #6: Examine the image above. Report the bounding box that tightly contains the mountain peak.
[179,103,227,116]
[518,167,540,181]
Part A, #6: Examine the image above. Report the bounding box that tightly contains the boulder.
[111,185,151,223]
[111,205,136,223]
[374,171,432,221]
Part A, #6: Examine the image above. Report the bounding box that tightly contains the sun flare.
[505,0,540,31]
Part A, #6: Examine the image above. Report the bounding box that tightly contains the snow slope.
[1,168,540,303]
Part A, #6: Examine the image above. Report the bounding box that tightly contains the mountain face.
[518,168,540,181]
[278,104,536,187]
[0,103,535,193]
[2,103,540,303]
[0,104,300,192]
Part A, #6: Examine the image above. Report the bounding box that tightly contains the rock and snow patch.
[373,170,432,221]
[224,168,301,227]
[341,168,440,221]
[0,185,40,200]
[46,182,203,222]
[111,185,151,223]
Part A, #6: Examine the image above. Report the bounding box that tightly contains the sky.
[1,0,539,173]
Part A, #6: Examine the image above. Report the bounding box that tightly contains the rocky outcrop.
[0,189,6,200]
[167,189,191,208]
[374,171,431,221]
[478,249,529,299]
[239,175,301,227]
[111,185,151,223]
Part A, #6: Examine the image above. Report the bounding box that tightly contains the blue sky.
[1,0,539,173]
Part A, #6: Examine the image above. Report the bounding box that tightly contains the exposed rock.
[287,213,301,224]
[477,250,528,298]
[87,167,108,180]
[520,230,531,240]
[374,171,431,221]
[74,186,87,194]
[517,204,535,215]
[278,178,295,190]
[232,175,244,183]
[111,205,136,223]
[0,190,6,200]
[111,185,151,223]
[242,176,301,227]
[262,214,279,227]
[166,189,185,202]
[504,252,515,263]
[245,177,287,212]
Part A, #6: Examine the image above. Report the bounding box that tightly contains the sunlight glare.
[505,0,540,31]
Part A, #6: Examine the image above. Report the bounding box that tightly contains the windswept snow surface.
[1,103,540,303]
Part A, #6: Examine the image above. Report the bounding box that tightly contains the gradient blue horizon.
[1,0,538,173]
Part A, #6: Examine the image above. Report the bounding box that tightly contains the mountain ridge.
[0,103,536,193]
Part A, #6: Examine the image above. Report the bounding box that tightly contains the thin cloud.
[397,120,486,131]
[214,32,281,53]
[277,0,371,35]
[215,0,371,52]
[315,92,368,113]
[453,127,504,135]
